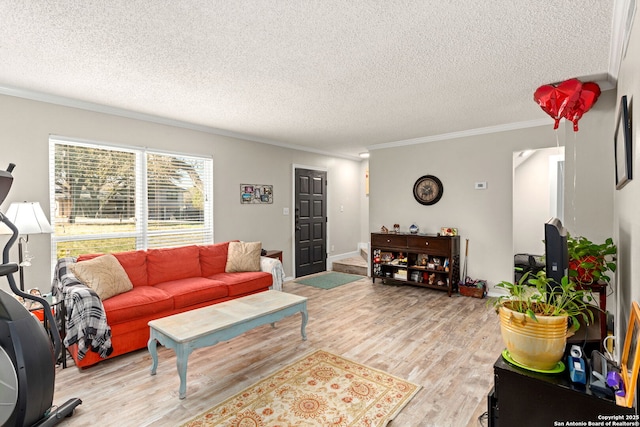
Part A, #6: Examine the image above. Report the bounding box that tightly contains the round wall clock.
[413,175,443,205]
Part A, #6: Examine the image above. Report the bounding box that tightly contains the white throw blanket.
[260,256,285,291]
[51,257,113,360]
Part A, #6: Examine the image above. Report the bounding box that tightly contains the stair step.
[332,256,368,276]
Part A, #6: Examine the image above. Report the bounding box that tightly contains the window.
[49,137,213,263]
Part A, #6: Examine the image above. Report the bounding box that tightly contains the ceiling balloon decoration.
[563,82,601,132]
[533,78,601,132]
[533,78,583,130]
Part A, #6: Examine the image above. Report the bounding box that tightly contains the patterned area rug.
[295,272,364,289]
[181,350,421,427]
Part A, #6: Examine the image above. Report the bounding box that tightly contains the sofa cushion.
[199,242,230,276]
[154,277,229,309]
[102,286,174,325]
[225,241,261,273]
[113,250,148,287]
[207,271,272,296]
[147,245,201,286]
[70,254,134,300]
[77,250,148,287]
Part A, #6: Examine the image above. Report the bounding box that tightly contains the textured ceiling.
[0,1,622,158]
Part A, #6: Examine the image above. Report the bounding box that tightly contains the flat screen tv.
[545,217,568,289]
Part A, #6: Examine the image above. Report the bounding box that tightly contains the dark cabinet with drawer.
[371,232,460,296]
[488,356,635,426]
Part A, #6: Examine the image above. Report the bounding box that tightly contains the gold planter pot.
[498,304,569,371]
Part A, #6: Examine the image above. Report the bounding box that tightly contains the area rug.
[295,272,364,289]
[180,349,421,427]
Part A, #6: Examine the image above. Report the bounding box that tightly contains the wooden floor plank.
[52,277,504,427]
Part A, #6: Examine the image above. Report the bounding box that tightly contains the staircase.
[331,248,368,276]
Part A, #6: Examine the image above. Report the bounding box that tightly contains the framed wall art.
[614,95,632,190]
[240,184,273,204]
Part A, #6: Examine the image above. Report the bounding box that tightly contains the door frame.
[291,164,329,278]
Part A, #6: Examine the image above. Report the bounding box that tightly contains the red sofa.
[58,242,275,368]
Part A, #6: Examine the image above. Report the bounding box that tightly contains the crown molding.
[367,118,552,152]
[609,0,637,82]
[0,85,361,161]
[366,69,618,153]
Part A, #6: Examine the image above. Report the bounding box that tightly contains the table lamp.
[0,201,53,291]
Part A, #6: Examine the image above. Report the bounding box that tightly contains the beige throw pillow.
[70,254,134,300]
[225,241,262,273]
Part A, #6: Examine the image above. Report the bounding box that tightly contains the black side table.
[28,296,67,368]
[488,355,635,426]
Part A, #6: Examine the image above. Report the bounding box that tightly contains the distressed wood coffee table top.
[148,290,308,399]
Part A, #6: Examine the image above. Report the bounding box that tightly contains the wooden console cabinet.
[371,232,460,296]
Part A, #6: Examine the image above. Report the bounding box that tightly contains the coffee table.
[147,290,308,399]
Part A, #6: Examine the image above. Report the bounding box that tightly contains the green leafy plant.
[491,270,596,331]
[567,234,617,285]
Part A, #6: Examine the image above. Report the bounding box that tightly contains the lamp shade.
[0,202,53,235]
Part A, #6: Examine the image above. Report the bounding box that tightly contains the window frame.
[49,136,214,266]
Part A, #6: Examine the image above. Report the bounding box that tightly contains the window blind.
[49,137,213,264]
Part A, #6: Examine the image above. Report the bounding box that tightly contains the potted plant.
[491,270,596,371]
[567,234,617,285]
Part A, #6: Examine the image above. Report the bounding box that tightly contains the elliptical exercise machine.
[0,163,81,426]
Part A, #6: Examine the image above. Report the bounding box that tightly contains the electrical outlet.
[283,208,289,215]
[475,181,488,190]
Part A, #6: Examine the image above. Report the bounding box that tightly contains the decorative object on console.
[393,223,400,233]
[614,95,632,189]
[440,227,458,236]
[491,271,596,371]
[0,201,53,291]
[240,184,273,204]
[380,225,388,233]
[413,175,443,205]
[409,223,419,234]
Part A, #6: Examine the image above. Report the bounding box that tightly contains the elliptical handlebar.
[0,262,19,277]
[0,165,62,362]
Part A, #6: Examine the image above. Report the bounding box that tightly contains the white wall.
[369,92,616,290]
[562,90,617,242]
[613,6,640,350]
[0,94,364,292]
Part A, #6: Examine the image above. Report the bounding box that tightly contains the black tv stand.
[488,355,636,426]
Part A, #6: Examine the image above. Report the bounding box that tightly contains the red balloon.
[533,78,582,129]
[563,82,601,132]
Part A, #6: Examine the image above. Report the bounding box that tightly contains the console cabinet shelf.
[371,232,460,296]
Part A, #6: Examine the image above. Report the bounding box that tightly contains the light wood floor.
[53,276,504,427]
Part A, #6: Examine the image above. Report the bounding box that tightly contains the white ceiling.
[0,1,630,159]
